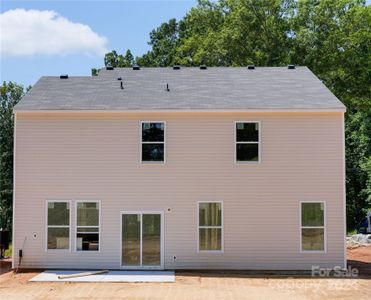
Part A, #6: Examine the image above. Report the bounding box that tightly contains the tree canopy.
[0,82,27,231]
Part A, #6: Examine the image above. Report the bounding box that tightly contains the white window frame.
[234,121,261,164]
[197,201,224,253]
[300,201,327,253]
[45,200,71,252]
[75,200,101,253]
[120,210,165,270]
[140,121,166,164]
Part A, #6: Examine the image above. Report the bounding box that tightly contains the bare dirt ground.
[0,248,370,300]
[348,246,371,277]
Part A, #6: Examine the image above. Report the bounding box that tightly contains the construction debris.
[346,234,371,249]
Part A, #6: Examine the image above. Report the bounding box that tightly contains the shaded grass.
[347,229,357,236]
[4,243,12,258]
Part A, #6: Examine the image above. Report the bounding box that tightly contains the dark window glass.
[236,144,259,161]
[142,144,164,161]
[142,122,164,142]
[236,122,259,142]
[48,202,69,226]
[77,233,99,251]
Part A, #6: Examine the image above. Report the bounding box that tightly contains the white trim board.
[15,108,346,113]
[342,112,347,268]
[12,112,17,269]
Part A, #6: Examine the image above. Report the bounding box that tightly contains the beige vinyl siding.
[13,112,345,269]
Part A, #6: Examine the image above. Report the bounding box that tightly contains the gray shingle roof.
[14,67,345,111]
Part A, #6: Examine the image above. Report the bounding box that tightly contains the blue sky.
[0,1,196,87]
[1,1,369,87]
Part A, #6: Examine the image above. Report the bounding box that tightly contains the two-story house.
[13,66,346,270]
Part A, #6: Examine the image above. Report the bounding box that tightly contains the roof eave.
[14,108,346,113]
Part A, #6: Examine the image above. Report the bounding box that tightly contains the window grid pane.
[302,228,324,251]
[236,122,259,142]
[48,227,69,250]
[48,202,69,226]
[77,202,99,226]
[142,143,164,161]
[199,228,222,251]
[142,122,164,142]
[199,203,222,226]
[236,143,259,162]
[301,203,324,227]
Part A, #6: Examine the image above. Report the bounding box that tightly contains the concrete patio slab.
[30,270,175,282]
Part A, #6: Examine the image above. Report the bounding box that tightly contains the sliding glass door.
[121,212,163,268]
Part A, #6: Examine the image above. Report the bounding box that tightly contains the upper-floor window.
[76,201,100,251]
[141,122,165,162]
[47,201,70,250]
[235,122,260,163]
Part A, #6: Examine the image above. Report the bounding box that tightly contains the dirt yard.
[0,247,370,300]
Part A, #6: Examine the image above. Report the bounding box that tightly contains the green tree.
[104,49,135,67]
[0,82,26,231]
[124,49,134,66]
[346,109,371,229]
[91,68,99,76]
[178,0,295,66]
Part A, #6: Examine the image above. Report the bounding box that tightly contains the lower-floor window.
[198,202,223,251]
[76,201,100,251]
[47,201,70,250]
[301,202,325,251]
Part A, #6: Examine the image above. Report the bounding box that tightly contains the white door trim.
[120,211,164,270]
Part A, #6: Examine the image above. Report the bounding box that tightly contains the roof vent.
[117,77,122,80]
[288,64,295,69]
[60,74,68,79]
[132,64,140,70]
[247,65,255,70]
[106,66,114,70]
[173,65,181,70]
[120,81,124,90]
[166,83,170,92]
[199,65,207,70]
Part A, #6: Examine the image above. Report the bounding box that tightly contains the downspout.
[12,112,16,269]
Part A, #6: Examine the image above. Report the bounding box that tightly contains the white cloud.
[0,9,108,57]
